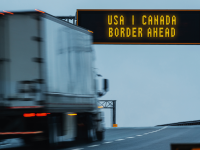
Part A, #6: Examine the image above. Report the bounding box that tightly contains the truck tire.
[87,129,94,143]
[48,116,58,149]
[86,114,95,143]
[23,135,49,148]
[23,137,32,146]
[96,131,104,141]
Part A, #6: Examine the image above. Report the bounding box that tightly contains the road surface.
[66,126,200,150]
[1,126,200,150]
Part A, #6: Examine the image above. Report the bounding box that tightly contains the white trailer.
[0,11,108,148]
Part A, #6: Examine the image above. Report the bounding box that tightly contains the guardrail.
[157,120,200,126]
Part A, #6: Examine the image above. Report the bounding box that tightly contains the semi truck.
[0,10,108,148]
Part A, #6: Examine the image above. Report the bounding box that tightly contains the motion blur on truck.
[0,10,109,149]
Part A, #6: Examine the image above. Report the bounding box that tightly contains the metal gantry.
[56,16,76,25]
[98,100,116,127]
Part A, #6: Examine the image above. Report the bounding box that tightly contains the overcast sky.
[1,0,200,127]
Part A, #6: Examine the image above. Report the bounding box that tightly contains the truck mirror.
[103,79,109,92]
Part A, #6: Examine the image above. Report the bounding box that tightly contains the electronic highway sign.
[77,9,200,44]
[171,144,200,150]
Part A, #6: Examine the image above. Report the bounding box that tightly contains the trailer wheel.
[48,116,58,149]
[86,114,96,143]
[96,131,104,141]
[23,136,32,146]
[22,134,49,148]
[87,129,95,143]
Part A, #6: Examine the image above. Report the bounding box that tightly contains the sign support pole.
[98,100,117,127]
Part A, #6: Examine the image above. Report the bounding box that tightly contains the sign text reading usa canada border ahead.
[77,10,200,44]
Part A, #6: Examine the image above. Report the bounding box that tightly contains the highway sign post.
[98,100,117,127]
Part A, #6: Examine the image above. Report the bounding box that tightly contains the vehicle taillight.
[36,113,50,117]
[23,113,50,117]
[88,30,93,33]
[35,9,45,13]
[0,131,43,135]
[23,113,35,117]
[68,113,77,116]
[3,10,14,14]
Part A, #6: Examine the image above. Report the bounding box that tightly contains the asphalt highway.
[65,126,200,150]
[1,126,200,150]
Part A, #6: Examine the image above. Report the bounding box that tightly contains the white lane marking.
[72,148,84,150]
[141,127,167,136]
[104,141,113,144]
[88,145,100,147]
[115,139,125,141]
[158,128,165,130]
[127,137,134,138]
[156,126,167,131]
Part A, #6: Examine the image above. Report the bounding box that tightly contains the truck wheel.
[96,131,104,141]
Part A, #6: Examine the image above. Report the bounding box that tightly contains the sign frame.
[77,9,200,45]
